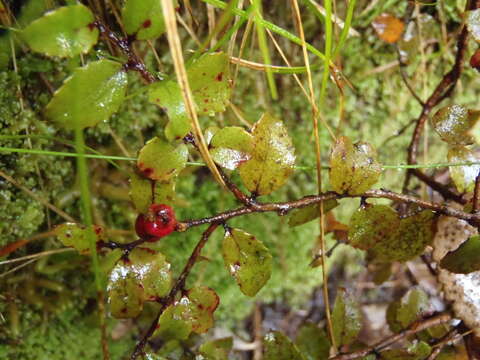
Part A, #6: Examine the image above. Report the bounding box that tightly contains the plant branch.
[329,312,452,360]
[473,171,480,213]
[130,223,220,360]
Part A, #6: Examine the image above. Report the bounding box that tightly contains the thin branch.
[130,223,220,359]
[473,171,480,213]
[330,312,452,360]
[396,47,424,106]
[410,169,465,204]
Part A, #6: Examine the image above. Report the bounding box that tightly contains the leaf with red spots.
[263,331,305,360]
[22,4,98,57]
[332,288,363,347]
[222,228,272,297]
[238,113,296,196]
[107,247,173,319]
[137,137,188,181]
[129,172,176,213]
[122,0,178,40]
[54,223,106,254]
[149,52,231,140]
[209,126,253,170]
[155,286,219,340]
[329,136,382,195]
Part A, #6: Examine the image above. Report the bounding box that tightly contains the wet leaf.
[209,126,253,170]
[329,136,382,195]
[431,105,480,145]
[348,205,398,250]
[107,248,172,318]
[22,4,98,57]
[156,286,219,339]
[122,0,177,40]
[381,341,431,360]
[238,113,295,196]
[467,9,480,43]
[447,146,480,193]
[205,126,220,144]
[288,199,338,227]
[440,235,480,274]
[149,52,231,140]
[108,268,144,318]
[349,205,435,262]
[332,288,363,346]
[54,223,105,254]
[45,59,127,129]
[100,249,124,275]
[156,304,192,341]
[198,337,233,360]
[372,13,405,43]
[222,228,273,296]
[263,331,305,360]
[128,247,173,300]
[295,322,330,360]
[129,172,176,213]
[137,137,188,181]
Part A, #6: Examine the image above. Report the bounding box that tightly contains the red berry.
[135,204,177,241]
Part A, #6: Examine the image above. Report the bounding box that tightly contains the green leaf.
[128,247,173,300]
[156,303,192,341]
[348,204,398,250]
[288,199,339,227]
[122,0,177,40]
[107,248,172,318]
[329,136,382,195]
[440,235,480,274]
[22,4,98,57]
[209,126,253,170]
[222,228,273,296]
[332,288,363,346]
[156,286,219,340]
[380,341,431,360]
[349,205,435,262]
[396,288,430,328]
[149,52,231,140]
[137,137,188,181]
[183,286,220,333]
[467,9,480,43]
[263,331,305,360]
[447,146,480,193]
[431,105,480,145]
[295,322,330,360]
[238,113,295,196]
[54,223,105,255]
[108,265,145,319]
[45,59,127,129]
[129,172,176,213]
[99,249,124,275]
[198,337,233,360]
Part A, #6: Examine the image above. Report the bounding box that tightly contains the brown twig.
[93,20,156,83]
[411,169,465,204]
[130,223,220,359]
[330,312,452,360]
[396,47,424,107]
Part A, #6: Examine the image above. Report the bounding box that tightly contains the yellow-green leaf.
[332,288,363,346]
[329,136,382,195]
[238,113,295,196]
[54,223,105,255]
[45,60,127,129]
[288,199,339,227]
[137,137,188,181]
[149,52,231,140]
[156,303,192,341]
[210,126,253,170]
[199,337,233,360]
[22,4,98,57]
[263,331,305,360]
[108,265,144,319]
[447,146,480,193]
[431,105,480,145]
[122,0,178,40]
[295,322,330,360]
[222,228,272,297]
[129,172,176,213]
